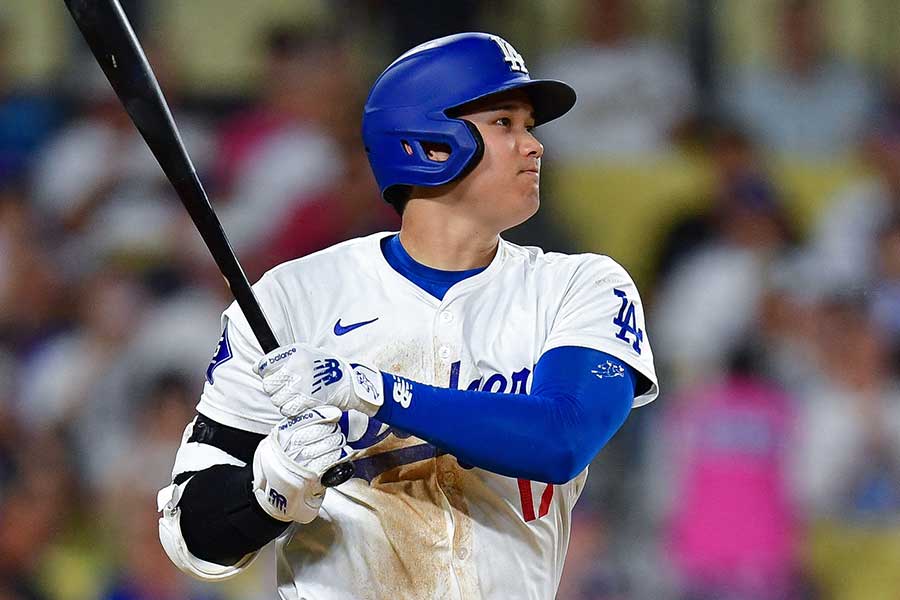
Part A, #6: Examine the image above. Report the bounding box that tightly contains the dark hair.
[384,186,411,216]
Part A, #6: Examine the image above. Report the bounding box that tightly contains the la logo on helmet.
[491,36,528,73]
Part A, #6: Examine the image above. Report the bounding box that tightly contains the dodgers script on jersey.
[191,232,658,600]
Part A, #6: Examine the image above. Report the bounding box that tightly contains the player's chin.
[522,181,541,212]
[509,189,540,227]
[526,190,540,215]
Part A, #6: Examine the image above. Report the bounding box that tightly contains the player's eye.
[495,117,512,127]
[526,124,536,133]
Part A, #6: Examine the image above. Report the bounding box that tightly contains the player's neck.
[398,209,499,271]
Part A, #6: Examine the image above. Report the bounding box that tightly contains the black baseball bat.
[63,0,354,488]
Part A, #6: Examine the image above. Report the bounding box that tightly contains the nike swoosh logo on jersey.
[333,317,379,336]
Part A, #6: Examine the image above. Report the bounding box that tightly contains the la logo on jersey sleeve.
[612,288,644,354]
[206,324,233,384]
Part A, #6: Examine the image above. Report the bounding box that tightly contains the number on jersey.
[518,479,553,522]
[613,288,643,354]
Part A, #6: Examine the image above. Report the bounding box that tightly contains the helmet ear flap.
[382,118,484,206]
[454,119,485,182]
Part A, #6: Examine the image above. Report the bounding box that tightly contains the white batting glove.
[252,406,352,523]
[255,343,384,418]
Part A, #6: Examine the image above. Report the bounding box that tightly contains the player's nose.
[519,131,544,160]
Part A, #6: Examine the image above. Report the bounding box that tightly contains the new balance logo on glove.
[257,347,297,375]
[312,359,344,393]
[268,488,288,513]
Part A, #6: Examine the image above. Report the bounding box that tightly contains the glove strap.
[350,364,385,416]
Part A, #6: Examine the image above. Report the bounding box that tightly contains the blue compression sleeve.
[373,346,635,484]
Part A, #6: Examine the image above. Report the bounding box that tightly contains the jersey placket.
[431,297,480,596]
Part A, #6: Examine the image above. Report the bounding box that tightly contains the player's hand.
[252,406,353,523]
[254,343,384,417]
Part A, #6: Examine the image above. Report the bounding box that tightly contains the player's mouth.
[519,167,540,177]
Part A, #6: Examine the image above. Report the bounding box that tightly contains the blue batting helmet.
[362,32,576,203]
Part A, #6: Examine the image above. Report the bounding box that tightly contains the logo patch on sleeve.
[591,360,626,379]
[206,324,233,384]
[612,288,644,354]
[392,376,413,408]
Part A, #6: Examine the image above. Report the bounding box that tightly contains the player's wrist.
[372,372,418,423]
[252,434,307,522]
[252,427,328,524]
[372,371,397,422]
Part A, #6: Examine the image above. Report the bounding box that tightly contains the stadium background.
[2,0,900,598]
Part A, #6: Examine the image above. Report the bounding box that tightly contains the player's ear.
[423,142,451,162]
[404,140,451,163]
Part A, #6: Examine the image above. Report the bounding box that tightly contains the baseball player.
[158,32,658,600]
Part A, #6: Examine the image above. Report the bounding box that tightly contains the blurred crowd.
[1,1,899,599]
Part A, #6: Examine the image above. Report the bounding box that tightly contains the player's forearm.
[375,346,635,484]
[178,464,290,565]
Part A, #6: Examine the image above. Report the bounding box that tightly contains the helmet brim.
[446,78,576,127]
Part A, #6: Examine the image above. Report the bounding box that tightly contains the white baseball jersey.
[181,231,658,600]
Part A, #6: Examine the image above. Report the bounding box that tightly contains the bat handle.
[321,461,355,487]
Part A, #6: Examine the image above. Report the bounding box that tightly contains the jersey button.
[440,310,453,323]
[456,548,469,560]
[438,345,452,360]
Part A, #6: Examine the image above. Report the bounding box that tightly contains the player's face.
[452,90,544,231]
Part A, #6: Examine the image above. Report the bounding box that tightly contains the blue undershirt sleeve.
[373,346,635,484]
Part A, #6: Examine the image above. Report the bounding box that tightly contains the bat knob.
[321,461,355,487]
